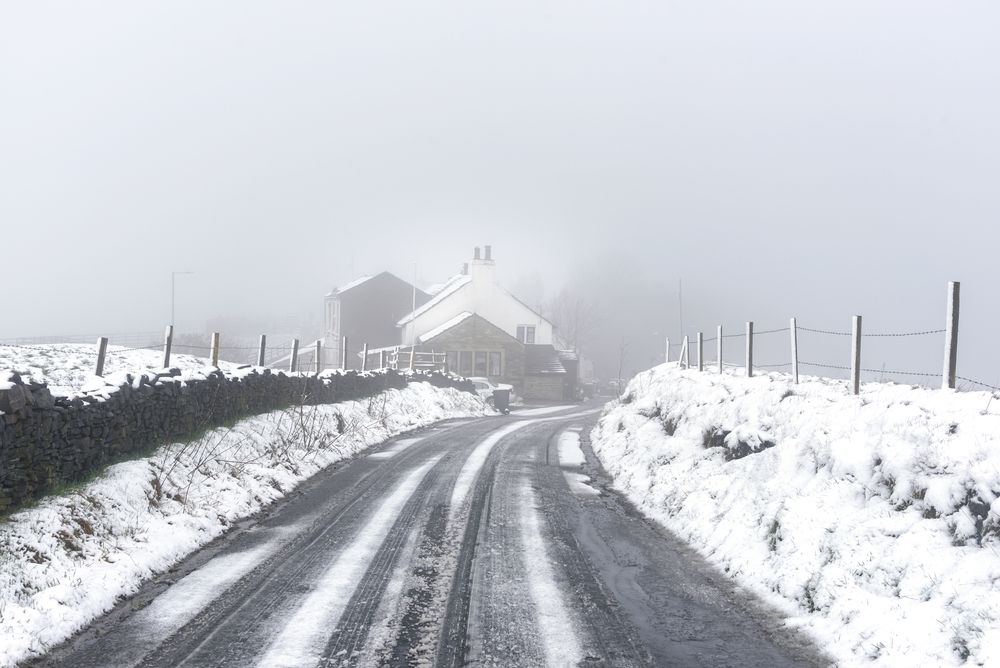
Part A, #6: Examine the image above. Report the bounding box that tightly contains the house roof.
[417,312,474,343]
[335,274,375,294]
[396,275,472,326]
[558,349,579,362]
[525,344,567,375]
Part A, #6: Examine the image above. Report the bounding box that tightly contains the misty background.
[1,1,997,383]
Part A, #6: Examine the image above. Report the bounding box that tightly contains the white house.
[397,245,555,347]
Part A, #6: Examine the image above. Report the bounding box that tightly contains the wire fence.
[665,281,982,395]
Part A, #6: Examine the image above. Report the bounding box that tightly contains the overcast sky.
[2,1,998,379]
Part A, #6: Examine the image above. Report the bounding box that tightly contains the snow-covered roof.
[397,275,472,326]
[418,312,474,343]
[332,275,375,295]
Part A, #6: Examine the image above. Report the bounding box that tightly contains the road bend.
[34,403,827,668]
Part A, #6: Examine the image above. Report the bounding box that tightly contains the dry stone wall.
[0,368,474,513]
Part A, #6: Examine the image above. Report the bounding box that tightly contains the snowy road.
[33,405,825,667]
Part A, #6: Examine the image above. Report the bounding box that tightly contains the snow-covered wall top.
[0,366,475,513]
[592,363,1000,667]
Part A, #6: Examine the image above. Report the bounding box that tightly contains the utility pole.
[411,262,418,347]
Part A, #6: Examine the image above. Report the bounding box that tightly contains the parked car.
[468,377,514,406]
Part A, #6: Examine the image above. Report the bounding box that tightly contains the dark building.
[323,272,430,369]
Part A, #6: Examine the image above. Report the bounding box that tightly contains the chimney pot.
[484,245,492,261]
[474,247,481,260]
[462,263,469,275]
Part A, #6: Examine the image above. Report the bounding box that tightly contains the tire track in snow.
[447,419,540,523]
[518,477,586,666]
[257,457,441,667]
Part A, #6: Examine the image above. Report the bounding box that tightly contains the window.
[474,351,488,376]
[516,325,536,344]
[489,351,502,376]
[459,351,474,375]
[446,351,459,373]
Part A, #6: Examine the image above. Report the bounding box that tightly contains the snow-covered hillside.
[0,343,238,397]
[0,382,489,667]
[592,363,1000,667]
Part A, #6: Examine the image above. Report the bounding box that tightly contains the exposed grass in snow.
[0,383,489,667]
[592,363,1000,667]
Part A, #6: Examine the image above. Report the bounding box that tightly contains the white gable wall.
[401,258,553,345]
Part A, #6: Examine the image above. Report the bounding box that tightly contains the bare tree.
[546,289,602,355]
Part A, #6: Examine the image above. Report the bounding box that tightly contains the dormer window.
[516,325,536,344]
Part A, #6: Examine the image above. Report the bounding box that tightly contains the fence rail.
[668,281,969,396]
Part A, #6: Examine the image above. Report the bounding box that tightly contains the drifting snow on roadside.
[592,363,1000,667]
[0,382,489,668]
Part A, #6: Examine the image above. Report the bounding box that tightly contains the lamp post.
[171,271,194,326]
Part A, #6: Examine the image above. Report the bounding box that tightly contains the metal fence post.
[696,332,704,371]
[162,325,173,368]
[681,335,689,369]
[943,281,960,389]
[379,349,386,370]
[851,315,862,395]
[289,338,299,373]
[210,332,220,368]
[790,317,799,384]
[95,337,108,377]
[341,336,348,370]
[257,334,267,367]
[316,340,323,375]
[717,325,723,374]
[665,337,670,364]
[745,321,753,377]
[361,343,369,371]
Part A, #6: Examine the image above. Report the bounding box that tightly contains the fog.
[2,1,998,382]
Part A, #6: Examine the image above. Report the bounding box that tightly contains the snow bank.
[0,343,238,397]
[591,363,1000,667]
[0,382,489,667]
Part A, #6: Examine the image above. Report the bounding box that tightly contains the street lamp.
[171,271,194,326]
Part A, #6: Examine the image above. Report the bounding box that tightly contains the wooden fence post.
[943,281,960,390]
[257,334,267,367]
[717,325,723,374]
[341,336,348,370]
[409,345,415,371]
[316,340,323,375]
[790,317,799,384]
[379,349,386,370]
[289,338,299,373]
[745,322,753,377]
[665,337,670,364]
[851,315,862,395]
[210,332,220,368]
[361,343,369,371]
[162,325,173,368]
[696,332,704,371]
[95,337,108,377]
[681,336,689,369]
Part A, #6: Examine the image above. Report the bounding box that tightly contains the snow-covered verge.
[591,363,1000,667]
[0,382,489,667]
[0,343,239,397]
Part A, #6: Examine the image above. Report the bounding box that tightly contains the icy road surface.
[33,405,826,667]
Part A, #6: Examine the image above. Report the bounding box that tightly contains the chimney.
[462,263,469,275]
[484,244,492,261]
[474,246,481,260]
